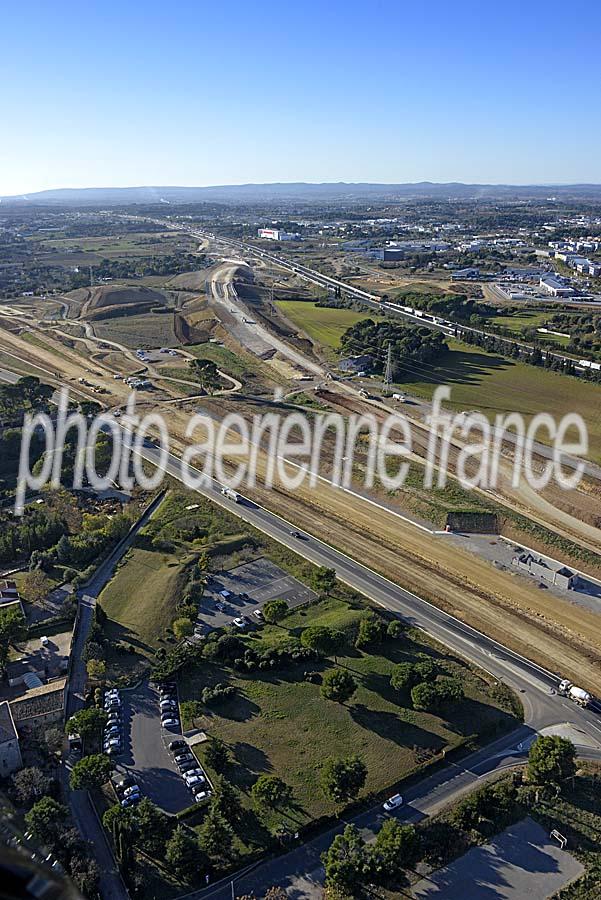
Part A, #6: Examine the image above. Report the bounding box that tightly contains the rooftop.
[0,701,19,744]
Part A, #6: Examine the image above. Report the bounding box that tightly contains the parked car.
[169,740,187,752]
[161,717,180,729]
[192,790,211,803]
[383,793,404,812]
[232,617,247,629]
[183,773,205,787]
[174,750,194,762]
[252,609,264,621]
[178,760,200,773]
[113,773,135,794]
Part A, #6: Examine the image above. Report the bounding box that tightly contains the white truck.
[220,487,241,503]
[558,679,592,707]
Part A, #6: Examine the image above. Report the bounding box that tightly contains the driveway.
[118,680,192,814]
[196,557,316,631]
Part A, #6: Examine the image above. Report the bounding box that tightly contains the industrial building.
[257,228,300,241]
[451,267,480,280]
[539,274,574,297]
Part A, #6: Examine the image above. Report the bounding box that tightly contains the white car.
[192,790,211,802]
[184,773,205,787]
[232,617,247,629]
[383,793,404,812]
[161,717,180,728]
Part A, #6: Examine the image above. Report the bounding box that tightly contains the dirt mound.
[167,271,209,292]
[80,285,167,318]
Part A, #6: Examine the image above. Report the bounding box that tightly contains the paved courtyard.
[412,817,584,899]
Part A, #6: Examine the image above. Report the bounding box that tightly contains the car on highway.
[383,793,404,811]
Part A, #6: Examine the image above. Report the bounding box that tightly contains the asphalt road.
[62,492,167,900]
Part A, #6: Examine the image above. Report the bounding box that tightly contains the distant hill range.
[3,181,601,206]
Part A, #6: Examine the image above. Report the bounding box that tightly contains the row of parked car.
[168,738,212,804]
[103,688,124,756]
[156,681,181,730]
[112,772,142,808]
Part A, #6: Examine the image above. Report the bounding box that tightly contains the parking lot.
[413,817,584,899]
[195,557,317,631]
[117,680,192,814]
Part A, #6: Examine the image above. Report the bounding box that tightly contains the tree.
[86,658,106,680]
[44,726,64,754]
[321,668,357,704]
[12,767,54,807]
[210,776,243,825]
[390,662,418,692]
[301,625,345,658]
[528,735,576,787]
[204,740,231,773]
[355,614,386,649]
[372,820,419,885]
[262,598,289,624]
[198,807,234,861]
[66,707,108,739]
[312,566,337,595]
[251,775,293,809]
[386,620,405,640]
[190,359,220,393]
[25,797,68,845]
[322,824,371,895]
[264,889,288,900]
[69,753,113,791]
[135,798,171,856]
[165,825,202,882]
[173,617,194,639]
[411,677,463,712]
[321,756,367,803]
[21,569,52,605]
[0,606,27,672]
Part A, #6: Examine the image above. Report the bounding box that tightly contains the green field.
[393,340,601,462]
[276,300,368,350]
[99,547,186,654]
[491,312,551,332]
[183,598,518,827]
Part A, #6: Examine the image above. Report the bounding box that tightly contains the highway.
[140,217,601,484]
[166,223,598,376]
[136,443,601,899]
[140,442,601,733]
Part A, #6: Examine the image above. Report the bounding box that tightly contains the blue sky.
[2,0,600,194]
